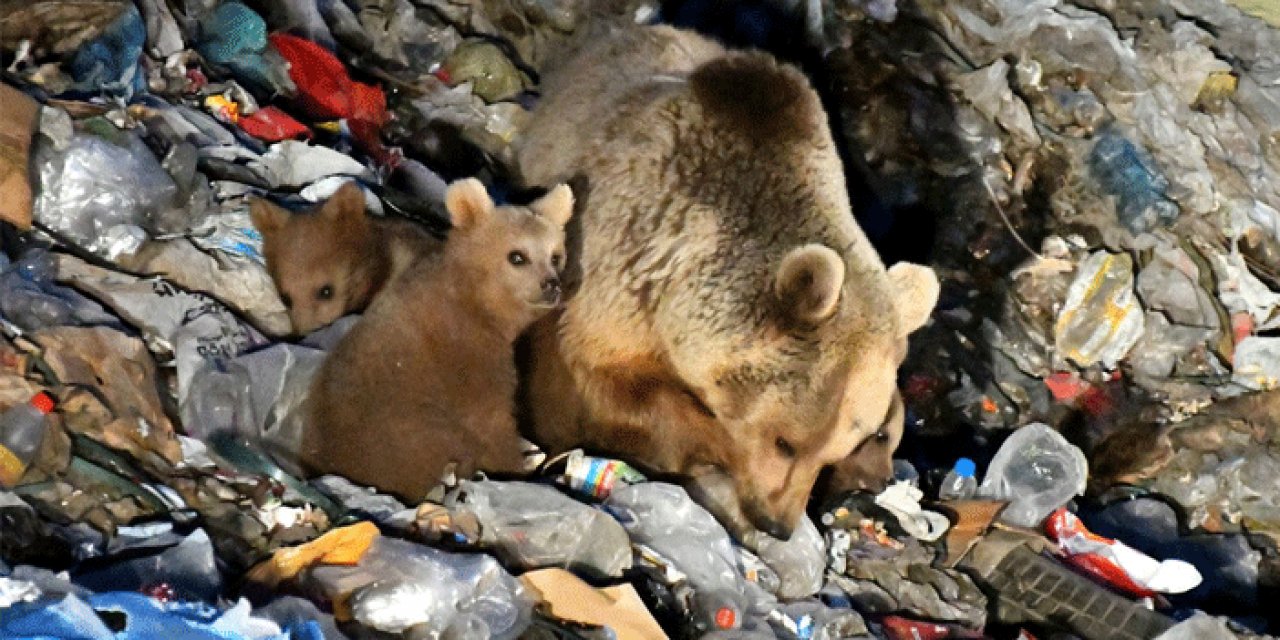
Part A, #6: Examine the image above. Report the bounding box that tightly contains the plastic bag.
[33,133,180,258]
[606,482,745,596]
[0,251,118,331]
[977,423,1088,528]
[195,2,295,97]
[445,480,632,579]
[307,536,530,638]
[749,514,826,599]
[68,3,146,97]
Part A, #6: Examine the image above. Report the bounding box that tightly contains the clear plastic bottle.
[0,392,54,488]
[938,457,977,501]
[691,588,746,633]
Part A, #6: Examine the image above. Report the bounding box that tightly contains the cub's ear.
[319,181,367,225]
[529,183,574,227]
[775,244,845,325]
[249,197,290,235]
[444,178,494,229]
[887,262,939,336]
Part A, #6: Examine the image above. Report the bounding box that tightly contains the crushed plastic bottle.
[445,480,632,579]
[938,458,978,501]
[555,449,646,499]
[977,423,1088,528]
[0,393,54,488]
[692,588,747,634]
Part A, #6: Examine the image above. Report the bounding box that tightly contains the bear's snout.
[540,277,562,304]
[742,499,796,541]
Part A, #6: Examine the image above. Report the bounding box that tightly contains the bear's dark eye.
[875,429,889,443]
[280,293,293,308]
[317,285,334,300]
[508,251,528,266]
[775,437,796,458]
[552,253,564,269]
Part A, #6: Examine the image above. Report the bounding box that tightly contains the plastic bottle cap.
[955,457,976,478]
[29,392,54,415]
[714,606,736,629]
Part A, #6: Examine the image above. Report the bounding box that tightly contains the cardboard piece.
[0,83,40,230]
[520,568,669,640]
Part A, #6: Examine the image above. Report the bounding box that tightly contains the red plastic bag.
[239,106,312,142]
[350,81,386,128]
[268,32,352,120]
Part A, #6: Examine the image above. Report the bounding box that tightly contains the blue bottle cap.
[955,457,976,478]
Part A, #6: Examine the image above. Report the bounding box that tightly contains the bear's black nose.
[541,277,561,303]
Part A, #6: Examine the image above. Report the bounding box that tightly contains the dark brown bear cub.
[250,181,440,336]
[301,178,573,501]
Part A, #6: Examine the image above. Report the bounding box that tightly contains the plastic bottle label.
[565,454,645,499]
[0,445,28,487]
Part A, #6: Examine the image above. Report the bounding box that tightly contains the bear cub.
[301,178,573,502]
[250,181,441,335]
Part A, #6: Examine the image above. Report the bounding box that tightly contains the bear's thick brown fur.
[250,182,441,336]
[514,25,939,539]
[301,179,573,502]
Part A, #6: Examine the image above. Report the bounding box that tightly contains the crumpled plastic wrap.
[445,480,632,579]
[1054,251,1145,369]
[306,536,531,638]
[0,251,119,331]
[33,133,181,259]
[607,482,746,598]
[748,514,825,599]
[977,423,1088,528]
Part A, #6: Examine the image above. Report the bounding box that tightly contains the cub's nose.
[540,277,561,304]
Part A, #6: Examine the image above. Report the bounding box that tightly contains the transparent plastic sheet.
[749,514,825,599]
[606,482,746,597]
[0,251,119,331]
[33,133,180,259]
[445,480,632,579]
[306,536,530,638]
[977,423,1088,528]
[181,342,326,476]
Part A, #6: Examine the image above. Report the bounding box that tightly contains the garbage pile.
[1,0,1280,638]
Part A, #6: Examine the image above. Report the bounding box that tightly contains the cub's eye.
[874,429,890,443]
[280,293,293,308]
[552,253,564,269]
[508,251,528,266]
[316,285,334,300]
[775,437,796,458]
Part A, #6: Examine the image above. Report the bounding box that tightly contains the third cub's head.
[250,183,378,336]
[443,178,573,334]
[680,247,938,540]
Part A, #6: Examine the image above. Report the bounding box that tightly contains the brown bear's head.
[442,178,574,339]
[250,182,383,336]
[681,249,938,540]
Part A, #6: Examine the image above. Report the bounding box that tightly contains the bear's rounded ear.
[530,184,574,227]
[445,178,494,229]
[319,181,367,224]
[887,262,939,337]
[775,244,845,326]
[249,197,290,234]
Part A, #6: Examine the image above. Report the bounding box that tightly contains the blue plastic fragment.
[1088,132,1180,234]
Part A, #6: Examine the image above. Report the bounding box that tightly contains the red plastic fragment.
[239,106,312,142]
[269,32,353,120]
